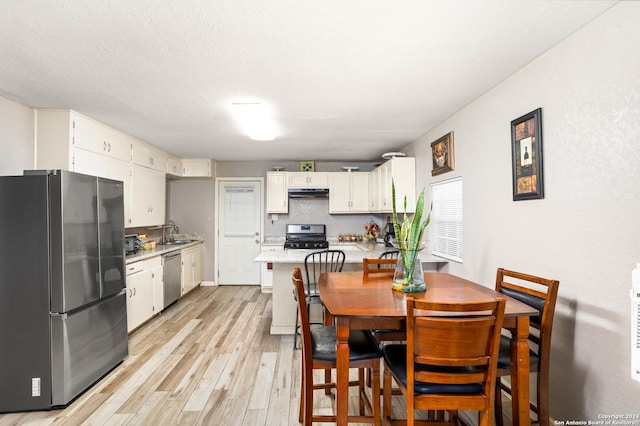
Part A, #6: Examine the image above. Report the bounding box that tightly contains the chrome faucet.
[168,220,179,240]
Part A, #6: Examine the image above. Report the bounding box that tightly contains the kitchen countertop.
[254,241,448,265]
[125,240,203,264]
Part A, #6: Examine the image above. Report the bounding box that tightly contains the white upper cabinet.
[73,114,131,162]
[287,172,329,188]
[329,172,369,214]
[131,140,166,172]
[35,109,132,169]
[182,158,213,177]
[266,172,288,213]
[376,157,416,213]
[36,110,134,223]
[74,148,132,224]
[166,155,182,177]
[129,164,166,228]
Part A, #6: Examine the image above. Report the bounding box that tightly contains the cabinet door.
[74,148,132,225]
[368,169,379,211]
[328,173,352,213]
[388,158,416,213]
[126,268,153,332]
[193,246,202,286]
[181,250,194,295]
[130,164,166,227]
[72,113,131,162]
[132,141,166,172]
[287,172,310,188]
[151,263,164,314]
[266,172,288,213]
[378,162,392,212]
[307,172,328,187]
[166,155,181,176]
[329,172,369,213]
[182,159,212,177]
[349,172,369,212]
[288,172,328,188]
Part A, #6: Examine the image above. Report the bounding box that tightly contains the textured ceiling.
[0,0,617,161]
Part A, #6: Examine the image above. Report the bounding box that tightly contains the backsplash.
[264,197,385,238]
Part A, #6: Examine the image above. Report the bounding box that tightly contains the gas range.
[284,224,329,250]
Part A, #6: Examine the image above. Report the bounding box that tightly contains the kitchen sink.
[159,239,194,246]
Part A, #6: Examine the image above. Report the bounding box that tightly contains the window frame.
[429,176,463,263]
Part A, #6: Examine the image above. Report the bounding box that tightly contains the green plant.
[391,179,431,286]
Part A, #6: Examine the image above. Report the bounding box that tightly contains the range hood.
[288,188,329,198]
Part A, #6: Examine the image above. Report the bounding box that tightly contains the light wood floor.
[0,286,515,426]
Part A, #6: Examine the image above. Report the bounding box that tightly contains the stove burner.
[284,224,328,249]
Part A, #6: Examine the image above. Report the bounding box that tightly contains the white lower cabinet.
[125,257,162,333]
[152,262,164,314]
[181,245,202,296]
[260,244,283,293]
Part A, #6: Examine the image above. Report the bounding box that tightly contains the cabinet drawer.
[126,262,144,275]
[143,256,162,269]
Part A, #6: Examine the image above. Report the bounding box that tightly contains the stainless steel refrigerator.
[0,170,128,412]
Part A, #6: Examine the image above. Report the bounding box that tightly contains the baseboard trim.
[200,280,217,287]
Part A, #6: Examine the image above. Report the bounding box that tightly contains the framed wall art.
[299,161,315,172]
[430,131,454,176]
[511,108,544,200]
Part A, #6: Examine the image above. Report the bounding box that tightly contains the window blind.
[430,177,463,262]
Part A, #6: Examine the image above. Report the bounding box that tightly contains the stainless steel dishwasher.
[162,251,182,309]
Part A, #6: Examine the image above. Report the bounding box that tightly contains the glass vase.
[392,250,426,292]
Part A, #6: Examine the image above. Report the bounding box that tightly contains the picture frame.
[299,161,315,172]
[511,108,544,201]
[430,131,454,176]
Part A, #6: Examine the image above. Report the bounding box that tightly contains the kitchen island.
[254,242,448,334]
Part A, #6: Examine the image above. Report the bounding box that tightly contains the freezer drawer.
[50,292,128,407]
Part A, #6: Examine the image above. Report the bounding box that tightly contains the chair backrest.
[304,249,346,294]
[292,267,313,358]
[406,297,506,399]
[494,268,559,365]
[379,250,400,260]
[363,258,398,279]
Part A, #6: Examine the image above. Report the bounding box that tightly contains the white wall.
[0,96,34,174]
[405,2,640,417]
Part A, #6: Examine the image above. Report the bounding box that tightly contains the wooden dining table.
[318,271,538,426]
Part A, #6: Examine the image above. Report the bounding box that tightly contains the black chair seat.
[383,344,484,395]
[496,335,540,369]
[499,286,545,325]
[312,326,382,362]
[307,294,322,305]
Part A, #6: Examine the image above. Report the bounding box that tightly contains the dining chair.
[362,257,406,393]
[494,268,559,426]
[363,257,398,279]
[292,267,382,425]
[379,250,400,260]
[294,249,346,349]
[382,297,506,426]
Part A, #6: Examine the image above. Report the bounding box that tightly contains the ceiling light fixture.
[231,103,275,141]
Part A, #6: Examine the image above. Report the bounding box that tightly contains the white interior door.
[217,180,262,285]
